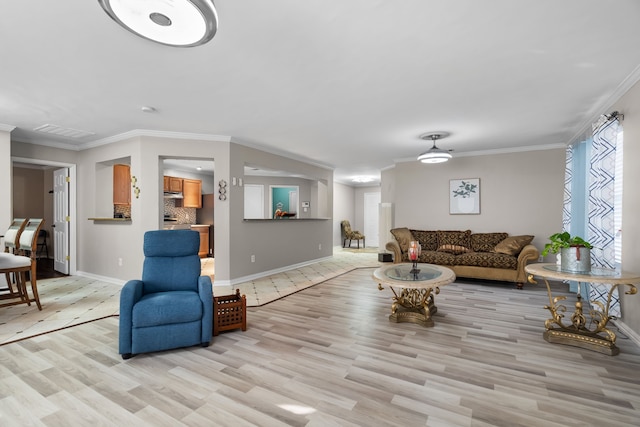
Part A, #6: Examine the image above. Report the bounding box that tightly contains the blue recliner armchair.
[119,229,213,359]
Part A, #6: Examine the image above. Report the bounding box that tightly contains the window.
[614,129,623,265]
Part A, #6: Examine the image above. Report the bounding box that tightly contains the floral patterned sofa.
[385,228,539,288]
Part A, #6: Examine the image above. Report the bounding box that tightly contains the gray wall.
[381,148,566,255]
[333,182,355,246]
[12,167,44,220]
[611,78,640,338]
[0,130,10,238]
[228,143,334,281]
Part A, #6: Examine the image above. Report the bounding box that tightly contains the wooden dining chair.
[1,218,28,296]
[0,218,45,310]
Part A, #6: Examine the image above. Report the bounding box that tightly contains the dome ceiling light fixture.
[352,176,375,183]
[98,0,219,48]
[417,132,452,164]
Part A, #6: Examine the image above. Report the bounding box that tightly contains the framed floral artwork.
[450,178,480,214]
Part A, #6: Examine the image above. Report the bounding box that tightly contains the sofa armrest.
[385,240,402,263]
[515,244,539,284]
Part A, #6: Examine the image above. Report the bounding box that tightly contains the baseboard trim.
[217,255,334,288]
[612,319,640,348]
[75,271,126,286]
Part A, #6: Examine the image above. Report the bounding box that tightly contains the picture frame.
[450,178,480,214]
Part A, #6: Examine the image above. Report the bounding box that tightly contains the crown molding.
[568,62,640,145]
[394,143,566,164]
[0,123,17,132]
[79,129,232,150]
[13,138,82,151]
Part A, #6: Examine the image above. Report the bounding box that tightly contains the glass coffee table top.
[384,264,443,281]
[527,263,640,284]
[373,263,456,289]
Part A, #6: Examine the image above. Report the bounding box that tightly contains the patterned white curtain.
[588,117,620,316]
[562,145,573,233]
[563,142,590,299]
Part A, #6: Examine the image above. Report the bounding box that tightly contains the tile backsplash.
[164,199,196,224]
[114,204,131,218]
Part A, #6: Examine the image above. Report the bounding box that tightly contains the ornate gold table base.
[374,263,455,328]
[383,286,439,327]
[526,264,638,356]
[543,329,619,356]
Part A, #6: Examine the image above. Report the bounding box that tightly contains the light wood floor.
[1,268,639,426]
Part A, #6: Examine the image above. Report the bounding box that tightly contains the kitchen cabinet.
[163,176,183,193]
[113,164,131,205]
[177,179,202,208]
[191,225,210,258]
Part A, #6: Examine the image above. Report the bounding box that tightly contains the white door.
[364,192,381,248]
[244,184,264,219]
[289,191,298,217]
[53,168,70,274]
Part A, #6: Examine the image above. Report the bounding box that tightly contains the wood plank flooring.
[1,268,639,426]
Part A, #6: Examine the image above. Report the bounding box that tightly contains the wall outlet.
[318,243,322,250]
[251,254,255,263]
[118,257,123,267]
[538,256,544,262]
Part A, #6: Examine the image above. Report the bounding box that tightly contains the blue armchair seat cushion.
[133,291,204,328]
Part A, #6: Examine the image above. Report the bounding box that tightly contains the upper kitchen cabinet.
[163,175,183,193]
[176,178,202,208]
[113,164,131,205]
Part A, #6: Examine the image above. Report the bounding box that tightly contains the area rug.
[341,246,380,254]
[0,248,381,345]
[233,250,380,306]
[0,275,121,346]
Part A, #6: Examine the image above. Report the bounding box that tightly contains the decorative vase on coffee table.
[408,241,421,274]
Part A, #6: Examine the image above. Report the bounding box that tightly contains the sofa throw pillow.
[470,232,509,252]
[493,235,534,256]
[410,229,438,251]
[437,230,471,250]
[437,244,470,255]
[390,227,414,253]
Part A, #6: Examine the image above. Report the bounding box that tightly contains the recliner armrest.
[198,275,214,344]
[118,279,144,355]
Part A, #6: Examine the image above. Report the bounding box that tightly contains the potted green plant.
[541,232,593,273]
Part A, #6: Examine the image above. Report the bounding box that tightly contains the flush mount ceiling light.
[417,132,452,164]
[352,176,375,183]
[98,0,218,47]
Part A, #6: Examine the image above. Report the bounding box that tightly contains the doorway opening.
[269,185,299,218]
[11,157,77,276]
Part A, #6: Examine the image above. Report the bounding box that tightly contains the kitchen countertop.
[162,223,213,230]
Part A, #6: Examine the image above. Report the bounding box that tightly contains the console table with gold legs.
[525,263,639,356]
[373,263,456,327]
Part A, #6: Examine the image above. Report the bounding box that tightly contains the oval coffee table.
[373,263,456,327]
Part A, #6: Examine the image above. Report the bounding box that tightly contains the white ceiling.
[3,1,640,185]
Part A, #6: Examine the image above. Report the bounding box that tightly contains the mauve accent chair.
[119,229,213,359]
